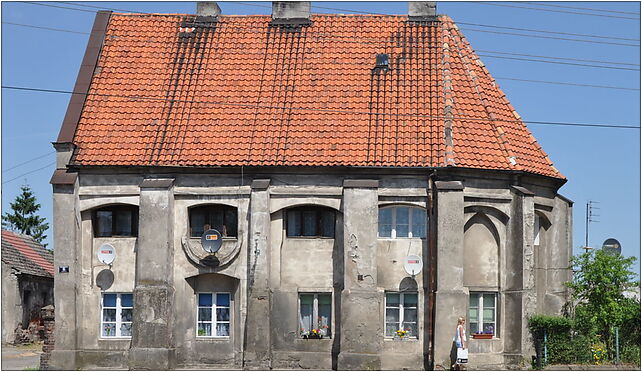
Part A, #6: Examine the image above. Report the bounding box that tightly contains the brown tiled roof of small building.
[1,230,54,277]
[68,13,563,179]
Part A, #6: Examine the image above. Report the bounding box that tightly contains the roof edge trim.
[56,10,112,143]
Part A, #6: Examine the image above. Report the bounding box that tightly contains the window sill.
[99,337,132,340]
[471,334,496,340]
[95,236,138,239]
[377,237,426,240]
[189,237,238,241]
[196,336,231,340]
[384,337,419,341]
[286,236,334,240]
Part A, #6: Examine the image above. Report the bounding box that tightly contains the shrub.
[621,345,640,365]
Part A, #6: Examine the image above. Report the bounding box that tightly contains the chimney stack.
[196,2,221,17]
[408,1,437,21]
[271,1,311,25]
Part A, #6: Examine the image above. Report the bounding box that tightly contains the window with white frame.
[384,292,418,338]
[469,292,497,336]
[378,206,426,238]
[299,293,332,338]
[197,293,231,337]
[101,293,133,338]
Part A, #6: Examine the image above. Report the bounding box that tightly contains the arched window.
[286,206,335,238]
[378,206,426,238]
[93,205,139,237]
[189,205,238,238]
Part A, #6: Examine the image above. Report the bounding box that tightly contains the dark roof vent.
[375,54,390,71]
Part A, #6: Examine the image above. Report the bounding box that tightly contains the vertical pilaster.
[337,179,381,370]
[49,178,78,370]
[243,179,272,369]
[517,187,536,360]
[432,181,466,369]
[129,178,175,370]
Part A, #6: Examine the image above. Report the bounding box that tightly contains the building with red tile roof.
[1,230,54,344]
[50,2,572,370]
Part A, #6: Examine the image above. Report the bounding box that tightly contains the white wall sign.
[404,255,423,276]
[97,243,116,265]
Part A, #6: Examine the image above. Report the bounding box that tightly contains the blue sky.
[2,1,640,274]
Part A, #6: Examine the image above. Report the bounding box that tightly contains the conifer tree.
[2,184,49,246]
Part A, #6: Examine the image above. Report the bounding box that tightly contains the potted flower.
[301,328,324,339]
[395,329,411,340]
[472,325,494,339]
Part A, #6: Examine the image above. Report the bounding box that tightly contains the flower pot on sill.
[303,334,324,339]
[472,333,493,339]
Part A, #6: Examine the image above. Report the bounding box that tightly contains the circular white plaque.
[97,243,116,265]
[404,255,423,276]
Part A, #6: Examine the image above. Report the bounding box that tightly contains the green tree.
[566,249,640,356]
[2,184,49,246]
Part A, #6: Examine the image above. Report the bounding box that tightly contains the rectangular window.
[197,293,231,337]
[384,292,418,338]
[469,293,497,337]
[101,293,133,338]
[190,205,238,238]
[94,206,138,237]
[299,293,332,338]
[378,207,426,239]
[287,207,335,238]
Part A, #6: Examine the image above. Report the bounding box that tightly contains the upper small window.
[379,206,426,239]
[93,205,138,237]
[287,206,335,238]
[190,205,238,238]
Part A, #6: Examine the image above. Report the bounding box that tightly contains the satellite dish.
[201,229,223,253]
[96,269,114,290]
[602,238,622,256]
[404,255,423,276]
[97,243,116,265]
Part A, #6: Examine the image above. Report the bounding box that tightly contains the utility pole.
[583,200,600,252]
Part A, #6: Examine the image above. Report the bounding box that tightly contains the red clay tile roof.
[1,230,54,277]
[69,13,563,179]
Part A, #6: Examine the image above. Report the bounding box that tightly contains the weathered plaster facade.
[50,165,572,370]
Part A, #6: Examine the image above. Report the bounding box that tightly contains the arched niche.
[463,212,500,288]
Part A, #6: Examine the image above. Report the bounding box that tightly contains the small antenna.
[583,200,600,252]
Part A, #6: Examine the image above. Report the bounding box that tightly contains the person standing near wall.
[450,317,467,370]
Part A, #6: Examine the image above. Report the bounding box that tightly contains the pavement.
[1,343,42,371]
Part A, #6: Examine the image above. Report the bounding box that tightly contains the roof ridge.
[445,18,518,171]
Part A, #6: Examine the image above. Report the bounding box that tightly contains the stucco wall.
[51,169,572,370]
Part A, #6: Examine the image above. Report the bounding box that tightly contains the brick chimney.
[408,1,437,21]
[196,2,221,17]
[271,1,311,25]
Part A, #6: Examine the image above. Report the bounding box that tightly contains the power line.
[5,19,638,90]
[4,15,640,72]
[492,76,639,92]
[475,2,640,20]
[3,151,55,173]
[22,1,96,13]
[22,1,642,48]
[476,50,639,67]
[459,27,639,47]
[522,2,641,16]
[2,85,639,130]
[1,162,56,185]
[2,21,90,35]
[476,54,639,71]
[456,21,640,42]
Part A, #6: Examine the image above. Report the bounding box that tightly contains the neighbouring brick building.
[50,2,573,370]
[1,230,54,344]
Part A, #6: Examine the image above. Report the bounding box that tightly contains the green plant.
[2,184,49,246]
[621,345,641,365]
[566,250,639,356]
[591,343,607,365]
